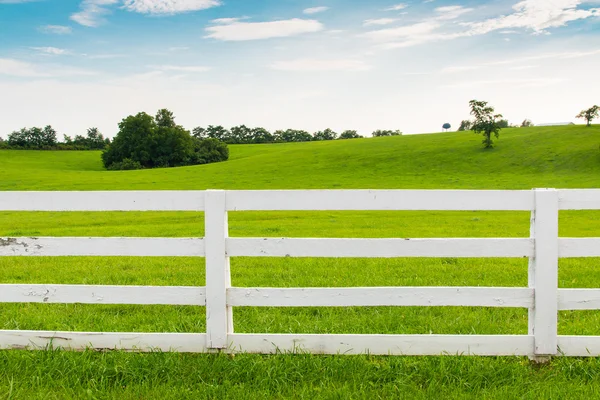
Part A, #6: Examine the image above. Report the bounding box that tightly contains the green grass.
[1,125,600,398]
[1,125,599,191]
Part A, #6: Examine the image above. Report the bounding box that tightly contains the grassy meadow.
[1,125,600,399]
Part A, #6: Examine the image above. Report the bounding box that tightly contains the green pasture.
[1,125,600,398]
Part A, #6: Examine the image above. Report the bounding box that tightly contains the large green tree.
[469,100,504,148]
[102,109,228,170]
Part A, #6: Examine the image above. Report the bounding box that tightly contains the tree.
[576,105,600,126]
[205,125,229,141]
[313,128,338,141]
[521,119,534,128]
[442,123,451,132]
[339,130,361,139]
[372,129,402,137]
[155,108,176,128]
[469,99,504,149]
[192,127,207,139]
[7,125,57,149]
[458,120,472,131]
[497,119,510,129]
[101,109,228,170]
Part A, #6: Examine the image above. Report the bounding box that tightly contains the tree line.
[191,126,401,144]
[1,124,403,150]
[1,126,110,150]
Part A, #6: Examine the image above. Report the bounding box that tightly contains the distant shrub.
[102,109,229,170]
[7,126,57,149]
[458,120,472,131]
[372,130,402,137]
[339,130,362,139]
[521,119,534,128]
[107,158,143,171]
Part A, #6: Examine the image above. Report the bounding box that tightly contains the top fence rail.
[1,189,600,212]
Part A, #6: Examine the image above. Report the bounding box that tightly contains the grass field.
[1,125,600,399]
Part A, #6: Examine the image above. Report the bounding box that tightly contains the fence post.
[528,188,559,361]
[205,190,233,350]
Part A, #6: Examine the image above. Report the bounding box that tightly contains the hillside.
[1,125,599,190]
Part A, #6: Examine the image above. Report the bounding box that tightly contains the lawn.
[1,125,600,398]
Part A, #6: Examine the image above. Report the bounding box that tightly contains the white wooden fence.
[1,189,600,358]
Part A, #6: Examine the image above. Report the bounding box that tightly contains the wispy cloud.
[464,0,600,35]
[153,65,211,73]
[30,47,71,55]
[365,0,600,49]
[303,6,329,14]
[443,77,566,89]
[363,18,398,26]
[385,3,408,11]
[70,0,119,27]
[271,58,372,72]
[434,5,473,20]
[205,19,323,41]
[122,0,221,14]
[38,25,72,34]
[0,58,96,78]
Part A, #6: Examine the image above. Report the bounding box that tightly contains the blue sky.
[1,0,599,137]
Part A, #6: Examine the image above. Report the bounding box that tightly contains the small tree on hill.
[339,130,361,139]
[576,105,599,126]
[469,99,504,149]
[458,120,472,131]
[372,129,402,137]
[521,119,534,127]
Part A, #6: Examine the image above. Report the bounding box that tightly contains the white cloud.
[38,25,72,34]
[385,3,408,11]
[443,77,566,89]
[30,47,71,55]
[122,0,221,14]
[363,18,397,26]
[434,5,474,20]
[0,58,96,78]
[70,0,119,27]
[0,58,48,77]
[210,17,246,24]
[303,6,329,14]
[464,0,600,35]
[362,21,439,41]
[366,0,600,49]
[270,58,372,72]
[205,19,323,41]
[441,65,480,73]
[153,65,211,72]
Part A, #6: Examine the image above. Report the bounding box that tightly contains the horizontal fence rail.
[0,189,599,358]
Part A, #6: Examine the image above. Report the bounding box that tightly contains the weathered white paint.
[558,289,600,310]
[0,237,204,257]
[227,287,533,308]
[205,190,233,349]
[559,238,600,257]
[0,285,205,305]
[0,191,205,211]
[559,189,600,210]
[0,330,208,352]
[0,188,599,357]
[226,190,534,211]
[530,189,559,357]
[228,334,534,356]
[227,238,534,258]
[557,336,600,357]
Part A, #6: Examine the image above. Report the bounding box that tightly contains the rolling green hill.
[1,125,599,191]
[1,124,600,399]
